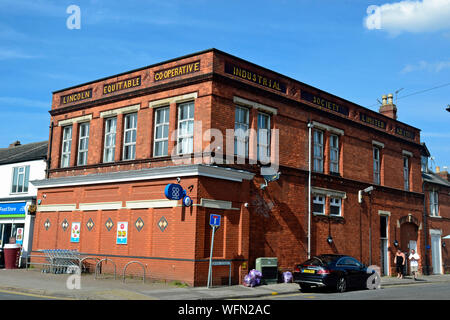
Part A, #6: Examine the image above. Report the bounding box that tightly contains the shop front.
[0,201,35,267]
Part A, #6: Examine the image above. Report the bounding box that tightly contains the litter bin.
[3,244,21,269]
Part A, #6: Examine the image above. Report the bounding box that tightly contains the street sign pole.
[207,225,216,288]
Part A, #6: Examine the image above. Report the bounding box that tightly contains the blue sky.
[1,0,449,169]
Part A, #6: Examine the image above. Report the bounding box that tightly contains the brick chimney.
[8,141,21,148]
[436,166,450,182]
[379,93,397,120]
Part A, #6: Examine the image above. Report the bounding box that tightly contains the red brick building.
[31,49,426,286]
[421,145,450,274]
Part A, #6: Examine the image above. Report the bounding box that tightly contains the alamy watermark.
[365,5,382,30]
[366,265,381,289]
[66,5,81,30]
[66,266,82,290]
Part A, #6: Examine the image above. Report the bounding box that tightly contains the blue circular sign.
[182,195,193,207]
[164,183,184,200]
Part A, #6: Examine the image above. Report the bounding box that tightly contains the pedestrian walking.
[394,249,406,279]
[409,249,420,280]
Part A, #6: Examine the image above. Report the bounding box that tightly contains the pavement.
[0,268,449,300]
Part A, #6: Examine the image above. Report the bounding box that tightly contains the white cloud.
[401,60,450,73]
[365,0,450,34]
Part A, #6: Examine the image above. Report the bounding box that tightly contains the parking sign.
[209,214,221,228]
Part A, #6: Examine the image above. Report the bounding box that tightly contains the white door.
[380,239,389,276]
[431,235,442,274]
[408,240,417,252]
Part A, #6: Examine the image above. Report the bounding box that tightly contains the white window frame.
[77,122,90,166]
[103,117,117,163]
[373,146,380,185]
[123,113,137,161]
[11,165,30,194]
[234,106,250,158]
[313,195,325,215]
[177,101,194,155]
[329,197,342,216]
[257,112,271,162]
[153,106,170,157]
[403,156,410,191]
[313,130,324,173]
[430,189,439,216]
[61,125,72,168]
[330,134,339,174]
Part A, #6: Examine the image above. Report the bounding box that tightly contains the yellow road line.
[0,289,74,300]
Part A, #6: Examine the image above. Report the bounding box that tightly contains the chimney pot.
[436,166,440,173]
[388,93,394,105]
[382,95,388,105]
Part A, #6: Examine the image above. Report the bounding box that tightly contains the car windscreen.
[301,256,337,266]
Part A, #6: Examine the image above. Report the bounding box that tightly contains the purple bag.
[283,271,293,283]
[243,274,252,287]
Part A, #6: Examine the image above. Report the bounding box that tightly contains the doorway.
[431,231,442,274]
[380,215,389,276]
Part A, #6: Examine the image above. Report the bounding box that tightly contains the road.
[250,282,450,300]
[0,289,67,300]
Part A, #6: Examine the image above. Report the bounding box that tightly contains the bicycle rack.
[122,261,147,283]
[95,258,117,280]
[79,257,100,273]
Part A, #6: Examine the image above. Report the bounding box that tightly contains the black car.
[293,254,372,293]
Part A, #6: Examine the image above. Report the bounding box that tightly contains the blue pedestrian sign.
[182,195,193,207]
[209,214,221,228]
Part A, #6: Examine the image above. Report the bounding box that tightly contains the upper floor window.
[77,122,90,166]
[61,125,72,168]
[421,155,428,172]
[313,195,325,215]
[329,197,342,216]
[330,134,339,174]
[373,147,381,185]
[11,165,30,193]
[103,117,117,163]
[234,106,249,158]
[430,190,439,216]
[154,107,170,157]
[177,101,194,155]
[257,112,271,162]
[403,156,410,191]
[123,113,137,160]
[313,130,324,173]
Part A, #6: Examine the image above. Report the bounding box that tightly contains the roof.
[0,141,48,165]
[422,171,450,188]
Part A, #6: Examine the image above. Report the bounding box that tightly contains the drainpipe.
[46,121,54,179]
[307,121,314,260]
[422,180,430,275]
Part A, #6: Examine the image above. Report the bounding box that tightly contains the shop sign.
[225,62,287,93]
[164,183,185,200]
[70,222,81,243]
[0,202,27,218]
[60,88,92,105]
[103,75,141,95]
[301,91,349,116]
[154,60,201,82]
[360,112,386,130]
[116,222,128,245]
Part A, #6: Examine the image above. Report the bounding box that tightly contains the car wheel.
[299,283,312,292]
[336,276,347,293]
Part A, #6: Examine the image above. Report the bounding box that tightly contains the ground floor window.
[0,222,25,247]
